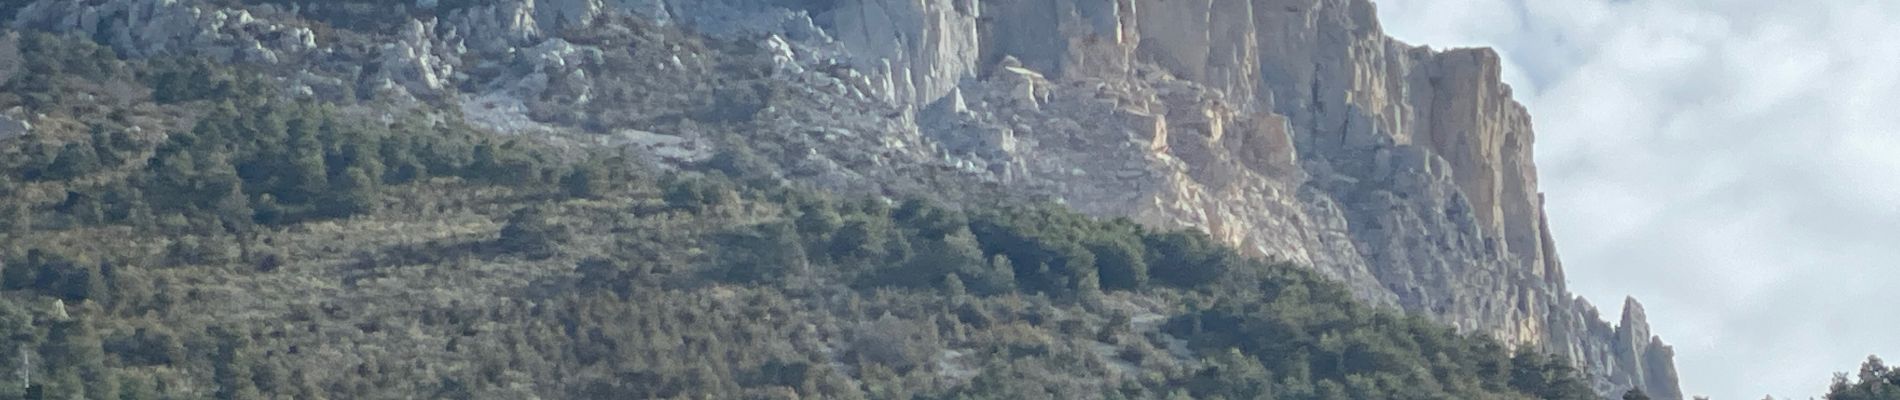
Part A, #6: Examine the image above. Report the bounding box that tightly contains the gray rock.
[819,0,981,107]
[1,0,1681,396]
[13,0,315,63]
[0,114,29,141]
[610,0,672,25]
[714,0,1676,395]
[366,19,457,96]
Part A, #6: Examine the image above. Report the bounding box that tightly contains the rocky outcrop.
[11,0,316,64]
[816,0,980,107]
[365,19,460,97]
[1613,298,1684,400]
[776,0,1683,396]
[0,112,29,141]
[5,0,1681,397]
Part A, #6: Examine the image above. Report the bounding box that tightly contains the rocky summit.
[7,0,1680,397]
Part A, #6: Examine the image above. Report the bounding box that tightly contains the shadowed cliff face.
[9,0,1680,397]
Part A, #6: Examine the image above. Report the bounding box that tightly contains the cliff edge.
[8,0,1682,397]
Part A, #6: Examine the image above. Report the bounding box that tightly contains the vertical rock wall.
[7,0,1683,397]
[799,0,1684,396]
[593,0,1681,396]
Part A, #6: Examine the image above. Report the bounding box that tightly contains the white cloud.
[1376,0,1900,398]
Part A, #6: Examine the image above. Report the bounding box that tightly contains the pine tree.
[899,230,984,288]
[46,258,107,304]
[560,162,608,199]
[380,142,426,185]
[323,165,380,217]
[498,207,565,260]
[41,318,115,400]
[1087,235,1147,290]
[117,376,159,400]
[42,143,100,181]
[795,204,843,237]
[171,150,254,232]
[715,222,807,283]
[0,179,30,234]
[943,274,967,300]
[282,114,329,204]
[828,217,891,272]
[209,327,259,400]
[88,128,124,167]
[983,254,1018,294]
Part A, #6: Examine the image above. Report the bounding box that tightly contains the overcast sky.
[1372,0,1900,398]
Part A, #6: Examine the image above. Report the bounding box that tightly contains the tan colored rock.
[1226,114,1297,177]
[10,0,1677,396]
[938,0,1674,396]
[1117,109,1169,153]
[824,0,982,107]
[13,0,317,62]
[1130,0,1264,108]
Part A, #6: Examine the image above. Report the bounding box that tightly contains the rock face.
[12,0,317,64]
[675,0,1683,396]
[1613,298,1685,400]
[818,0,981,107]
[0,113,28,141]
[6,0,1681,397]
[798,1,1679,396]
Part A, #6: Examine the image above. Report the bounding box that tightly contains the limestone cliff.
[7,0,1682,397]
[727,0,1680,396]
[737,0,1679,395]
[834,1,1678,396]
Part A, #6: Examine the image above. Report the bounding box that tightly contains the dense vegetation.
[1827,356,1900,400]
[0,31,1613,399]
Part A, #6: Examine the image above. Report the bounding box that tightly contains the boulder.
[0,114,29,141]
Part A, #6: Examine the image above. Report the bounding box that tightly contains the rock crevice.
[7,0,1681,397]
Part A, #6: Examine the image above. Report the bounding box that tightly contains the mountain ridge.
[4,0,1681,397]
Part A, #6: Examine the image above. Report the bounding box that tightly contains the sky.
[1372,0,1900,398]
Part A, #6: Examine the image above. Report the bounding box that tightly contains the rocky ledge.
[6,0,1681,397]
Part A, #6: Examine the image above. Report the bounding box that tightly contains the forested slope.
[0,31,1636,399]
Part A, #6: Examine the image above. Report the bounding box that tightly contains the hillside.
[0,0,1679,398]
